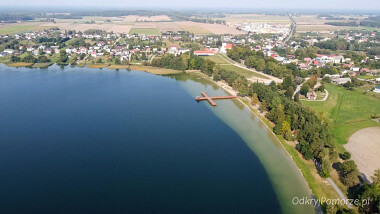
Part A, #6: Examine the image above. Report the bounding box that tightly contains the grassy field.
[303,84,380,151]
[216,64,269,79]
[0,23,50,35]
[202,54,230,64]
[129,28,159,35]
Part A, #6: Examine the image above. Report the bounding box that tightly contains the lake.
[0,65,315,213]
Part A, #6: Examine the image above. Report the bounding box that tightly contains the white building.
[3,49,14,54]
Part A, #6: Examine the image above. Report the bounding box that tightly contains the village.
[1,22,380,96]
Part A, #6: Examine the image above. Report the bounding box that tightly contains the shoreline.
[187,71,328,213]
[2,62,183,75]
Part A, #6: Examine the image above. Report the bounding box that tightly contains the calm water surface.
[0,65,314,213]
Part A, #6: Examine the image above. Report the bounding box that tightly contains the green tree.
[320,159,331,178]
[269,81,277,91]
[300,84,310,96]
[281,121,291,135]
[285,86,294,98]
[294,93,300,102]
[38,55,49,63]
[251,93,259,106]
[115,57,121,65]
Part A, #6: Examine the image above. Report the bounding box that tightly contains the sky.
[1,0,380,10]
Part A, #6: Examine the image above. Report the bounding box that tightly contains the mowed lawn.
[202,54,230,64]
[303,84,380,149]
[129,28,159,35]
[216,64,269,79]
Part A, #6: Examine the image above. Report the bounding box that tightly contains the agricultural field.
[294,15,372,33]
[223,14,290,24]
[177,21,244,35]
[302,84,380,151]
[0,23,51,35]
[129,28,159,35]
[122,15,171,22]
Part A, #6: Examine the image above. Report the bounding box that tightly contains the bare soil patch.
[344,127,380,182]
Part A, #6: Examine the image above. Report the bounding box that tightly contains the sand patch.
[344,127,380,182]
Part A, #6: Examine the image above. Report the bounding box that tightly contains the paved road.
[327,178,353,209]
[283,13,296,45]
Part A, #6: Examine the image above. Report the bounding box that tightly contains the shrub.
[340,152,351,160]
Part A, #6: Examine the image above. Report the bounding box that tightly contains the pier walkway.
[195,92,237,106]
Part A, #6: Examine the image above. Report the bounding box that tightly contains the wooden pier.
[195,91,237,106]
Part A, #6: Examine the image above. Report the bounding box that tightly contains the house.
[351,67,360,72]
[3,49,14,54]
[331,56,344,64]
[194,50,215,56]
[178,49,190,55]
[298,63,311,70]
[220,43,233,54]
[332,78,351,85]
[343,64,352,68]
[306,92,316,100]
[324,74,340,79]
[360,68,369,73]
[66,47,74,54]
[374,85,380,93]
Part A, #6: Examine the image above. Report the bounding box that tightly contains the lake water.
[0,65,315,213]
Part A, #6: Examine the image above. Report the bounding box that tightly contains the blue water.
[0,65,285,213]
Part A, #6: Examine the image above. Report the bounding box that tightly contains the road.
[283,13,296,45]
[327,178,353,209]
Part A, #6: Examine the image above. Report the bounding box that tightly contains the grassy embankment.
[302,84,380,152]
[202,54,269,79]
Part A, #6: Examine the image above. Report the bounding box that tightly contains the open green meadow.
[303,84,380,150]
[0,24,50,35]
[202,54,230,64]
[216,64,269,79]
[129,28,159,35]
